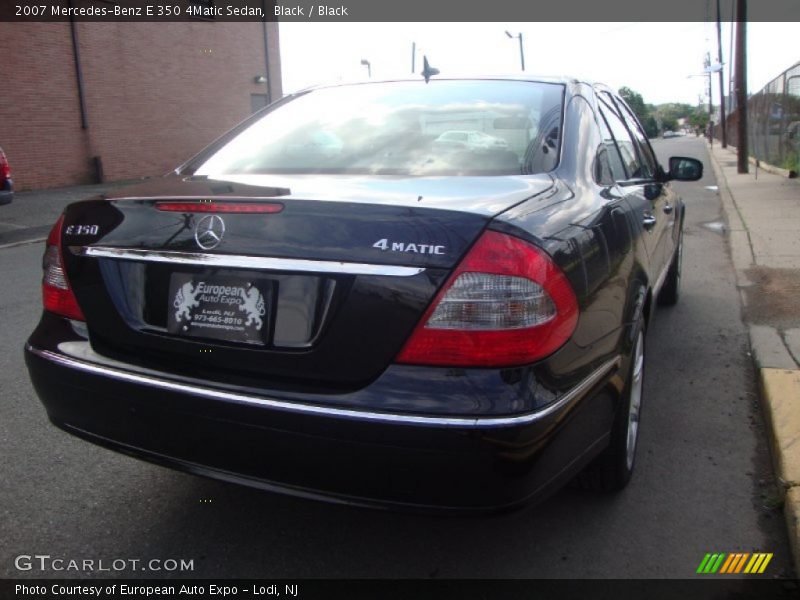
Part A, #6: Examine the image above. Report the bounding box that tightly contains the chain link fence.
[718,61,800,176]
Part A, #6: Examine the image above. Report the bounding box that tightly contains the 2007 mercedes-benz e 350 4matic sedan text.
[25,76,702,511]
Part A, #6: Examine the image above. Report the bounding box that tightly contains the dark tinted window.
[599,92,657,180]
[194,80,565,177]
[615,99,657,178]
[597,101,640,180]
[596,112,627,183]
[594,146,615,185]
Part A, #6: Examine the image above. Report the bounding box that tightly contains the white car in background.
[434,130,508,150]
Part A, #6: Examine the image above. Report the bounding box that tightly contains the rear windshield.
[193,80,565,177]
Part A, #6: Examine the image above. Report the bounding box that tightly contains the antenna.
[421,56,439,84]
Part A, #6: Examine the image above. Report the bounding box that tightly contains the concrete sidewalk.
[708,143,800,576]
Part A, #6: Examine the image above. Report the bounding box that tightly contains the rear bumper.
[24,335,620,512]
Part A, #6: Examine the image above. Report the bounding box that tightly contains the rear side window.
[597,100,641,181]
[614,99,657,179]
[596,113,627,183]
[193,80,565,177]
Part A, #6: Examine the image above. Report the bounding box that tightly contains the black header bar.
[2,0,799,22]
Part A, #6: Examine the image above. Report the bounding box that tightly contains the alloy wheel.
[625,329,645,470]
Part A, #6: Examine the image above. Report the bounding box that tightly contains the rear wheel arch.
[574,300,647,492]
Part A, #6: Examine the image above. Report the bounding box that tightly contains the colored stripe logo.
[696,552,773,574]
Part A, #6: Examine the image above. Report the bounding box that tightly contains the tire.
[658,229,682,306]
[574,316,646,492]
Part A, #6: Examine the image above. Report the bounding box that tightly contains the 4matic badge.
[372,239,445,255]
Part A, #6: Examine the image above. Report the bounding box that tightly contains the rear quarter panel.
[494,85,650,385]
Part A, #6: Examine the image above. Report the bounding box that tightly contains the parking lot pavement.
[708,141,800,576]
[0,180,138,247]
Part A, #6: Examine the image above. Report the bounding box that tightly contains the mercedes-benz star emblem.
[194,214,225,250]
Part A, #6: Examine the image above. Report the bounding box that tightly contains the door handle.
[663,203,674,214]
[642,213,657,230]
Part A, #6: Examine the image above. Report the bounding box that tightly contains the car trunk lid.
[61,173,554,390]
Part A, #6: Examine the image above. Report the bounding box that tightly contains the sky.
[278,22,800,107]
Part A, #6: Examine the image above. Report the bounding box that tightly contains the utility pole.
[706,53,713,117]
[735,0,748,173]
[728,0,735,114]
[705,52,714,145]
[716,0,727,147]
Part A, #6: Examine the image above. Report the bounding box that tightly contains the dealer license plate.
[166,274,271,346]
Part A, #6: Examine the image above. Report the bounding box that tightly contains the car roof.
[294,74,595,94]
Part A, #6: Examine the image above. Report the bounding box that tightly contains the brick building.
[0,22,282,190]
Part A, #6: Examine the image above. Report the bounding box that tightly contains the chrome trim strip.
[652,255,672,299]
[75,246,425,277]
[26,343,620,429]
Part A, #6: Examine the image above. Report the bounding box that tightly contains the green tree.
[619,87,658,137]
[618,87,648,123]
[642,115,659,139]
[689,110,709,132]
[658,103,694,124]
[661,117,679,132]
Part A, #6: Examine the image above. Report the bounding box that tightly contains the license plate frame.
[166,273,272,346]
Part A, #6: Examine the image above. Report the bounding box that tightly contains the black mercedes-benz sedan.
[25,76,702,512]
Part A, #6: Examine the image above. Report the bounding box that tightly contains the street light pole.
[716,0,728,147]
[360,59,371,78]
[505,31,525,71]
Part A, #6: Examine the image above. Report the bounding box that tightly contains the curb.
[760,369,800,491]
[719,142,797,178]
[787,488,800,578]
[705,144,754,281]
[708,143,800,577]
[748,156,796,179]
[760,369,800,578]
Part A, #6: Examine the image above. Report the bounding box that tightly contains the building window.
[251,94,269,113]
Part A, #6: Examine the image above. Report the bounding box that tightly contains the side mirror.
[668,156,703,181]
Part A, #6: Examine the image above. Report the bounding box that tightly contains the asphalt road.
[0,137,793,579]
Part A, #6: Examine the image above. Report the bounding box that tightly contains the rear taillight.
[0,150,10,181]
[42,215,85,321]
[396,230,578,367]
